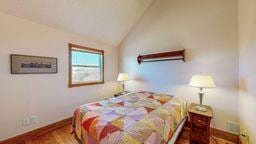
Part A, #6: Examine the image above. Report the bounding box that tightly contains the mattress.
[72,91,187,144]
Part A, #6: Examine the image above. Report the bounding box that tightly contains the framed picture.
[11,54,58,74]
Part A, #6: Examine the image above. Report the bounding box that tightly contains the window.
[69,43,104,87]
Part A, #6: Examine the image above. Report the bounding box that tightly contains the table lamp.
[117,73,129,94]
[189,75,216,112]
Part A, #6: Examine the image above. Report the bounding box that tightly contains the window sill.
[68,81,104,88]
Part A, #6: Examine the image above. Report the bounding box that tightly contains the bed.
[72,91,187,144]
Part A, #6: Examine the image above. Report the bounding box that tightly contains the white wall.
[0,12,119,140]
[119,0,239,132]
[239,0,256,143]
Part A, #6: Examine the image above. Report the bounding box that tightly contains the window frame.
[68,43,104,88]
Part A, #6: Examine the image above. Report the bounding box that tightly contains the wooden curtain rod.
[137,49,185,64]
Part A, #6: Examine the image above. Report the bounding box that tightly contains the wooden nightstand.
[188,103,213,144]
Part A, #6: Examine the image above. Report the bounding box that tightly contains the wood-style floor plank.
[176,127,236,144]
[25,124,235,144]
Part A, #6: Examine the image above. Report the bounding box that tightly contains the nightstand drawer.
[192,115,207,128]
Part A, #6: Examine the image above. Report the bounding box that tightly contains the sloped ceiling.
[0,0,154,46]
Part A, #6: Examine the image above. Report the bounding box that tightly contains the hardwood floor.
[176,127,236,144]
[25,124,236,144]
[25,125,77,144]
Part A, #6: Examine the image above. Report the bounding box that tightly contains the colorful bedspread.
[72,92,187,144]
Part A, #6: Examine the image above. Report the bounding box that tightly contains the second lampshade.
[117,73,129,82]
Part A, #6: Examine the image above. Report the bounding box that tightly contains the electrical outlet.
[22,117,30,127]
[22,115,37,127]
[30,115,37,124]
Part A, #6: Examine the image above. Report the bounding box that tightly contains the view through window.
[69,44,104,87]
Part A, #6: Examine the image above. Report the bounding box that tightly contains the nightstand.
[188,103,213,144]
[114,91,130,97]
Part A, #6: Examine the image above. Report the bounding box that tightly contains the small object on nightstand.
[114,91,130,97]
[188,103,213,144]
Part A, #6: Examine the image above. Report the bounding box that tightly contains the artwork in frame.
[11,54,58,74]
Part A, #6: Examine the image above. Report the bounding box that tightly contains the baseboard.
[210,128,238,143]
[0,117,73,144]
[238,136,243,144]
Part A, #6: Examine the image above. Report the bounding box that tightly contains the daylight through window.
[69,43,104,87]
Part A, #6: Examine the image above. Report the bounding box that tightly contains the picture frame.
[11,54,58,74]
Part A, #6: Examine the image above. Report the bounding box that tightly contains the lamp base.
[196,105,207,112]
[120,91,127,95]
[197,88,207,112]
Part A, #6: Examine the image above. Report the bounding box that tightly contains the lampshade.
[117,73,129,82]
[189,75,216,88]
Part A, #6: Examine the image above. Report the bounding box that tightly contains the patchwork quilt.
[72,91,187,144]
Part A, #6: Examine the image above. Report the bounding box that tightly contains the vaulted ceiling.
[0,0,154,46]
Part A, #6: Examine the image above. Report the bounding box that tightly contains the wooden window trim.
[68,43,104,88]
